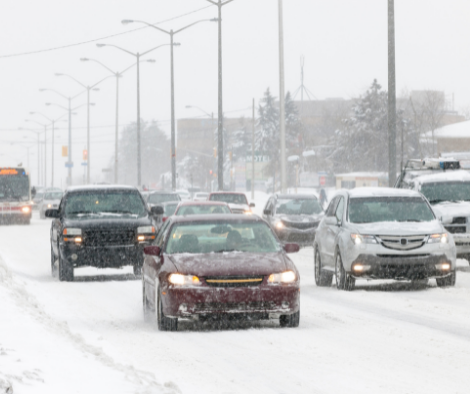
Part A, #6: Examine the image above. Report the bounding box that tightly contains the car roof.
[209,192,246,195]
[275,193,318,200]
[66,184,138,192]
[412,170,470,184]
[178,201,229,206]
[347,187,421,198]
[148,191,179,195]
[169,214,262,224]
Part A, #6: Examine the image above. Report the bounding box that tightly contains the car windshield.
[164,203,178,216]
[64,190,147,218]
[165,221,281,254]
[210,193,248,205]
[148,193,179,204]
[348,197,435,223]
[275,198,322,215]
[176,204,231,216]
[44,192,63,200]
[0,176,29,202]
[420,181,470,204]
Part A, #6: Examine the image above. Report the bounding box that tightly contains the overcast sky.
[1,0,469,186]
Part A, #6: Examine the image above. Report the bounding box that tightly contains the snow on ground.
[1,213,470,393]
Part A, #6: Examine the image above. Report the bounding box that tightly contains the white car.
[38,190,63,219]
[208,192,255,214]
[193,192,209,201]
[314,187,456,290]
[176,189,191,201]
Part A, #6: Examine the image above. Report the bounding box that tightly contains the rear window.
[210,193,248,205]
[176,204,231,216]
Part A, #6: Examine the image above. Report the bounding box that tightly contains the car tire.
[51,245,58,278]
[335,251,355,291]
[58,251,74,282]
[142,279,153,323]
[314,246,333,287]
[280,311,300,328]
[156,286,178,331]
[436,271,456,288]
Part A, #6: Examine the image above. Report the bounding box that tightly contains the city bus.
[0,167,32,225]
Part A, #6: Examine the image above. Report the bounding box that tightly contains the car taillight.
[162,217,168,222]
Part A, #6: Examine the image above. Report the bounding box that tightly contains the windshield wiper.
[101,210,134,214]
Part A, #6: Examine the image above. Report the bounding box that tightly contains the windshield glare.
[0,176,29,201]
[64,191,146,218]
[165,222,281,254]
[176,205,231,216]
[276,198,322,215]
[148,193,179,204]
[348,197,435,223]
[210,194,248,205]
[420,182,470,203]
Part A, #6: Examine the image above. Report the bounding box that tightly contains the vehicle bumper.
[450,234,470,258]
[274,228,316,246]
[161,284,300,319]
[0,209,32,222]
[349,253,454,280]
[60,243,144,269]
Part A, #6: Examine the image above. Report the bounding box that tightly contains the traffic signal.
[83,150,88,161]
[62,146,68,157]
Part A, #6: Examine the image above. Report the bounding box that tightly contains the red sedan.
[142,214,300,331]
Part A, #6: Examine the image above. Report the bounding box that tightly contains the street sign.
[65,162,74,168]
[81,162,87,166]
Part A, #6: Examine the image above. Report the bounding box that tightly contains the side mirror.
[324,216,339,226]
[45,209,59,218]
[283,243,300,253]
[144,246,161,256]
[249,202,255,208]
[263,209,272,216]
[151,206,164,215]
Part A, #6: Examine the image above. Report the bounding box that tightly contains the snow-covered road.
[1,214,470,394]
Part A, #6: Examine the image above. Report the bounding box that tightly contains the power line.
[0,5,212,59]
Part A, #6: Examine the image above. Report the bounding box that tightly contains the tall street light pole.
[18,127,43,185]
[39,88,84,186]
[55,73,112,184]
[388,0,397,187]
[121,18,216,191]
[80,58,154,184]
[278,0,287,193]
[97,43,171,187]
[206,1,234,190]
[25,119,48,187]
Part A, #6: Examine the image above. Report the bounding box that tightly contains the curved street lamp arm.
[90,74,114,89]
[30,112,52,122]
[100,44,137,57]
[141,43,171,57]
[131,20,170,35]
[25,119,46,128]
[87,59,117,75]
[71,89,87,100]
[46,103,68,111]
[174,19,214,35]
[40,89,68,100]
[59,74,87,89]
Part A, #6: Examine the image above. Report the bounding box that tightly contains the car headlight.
[243,209,252,215]
[63,228,82,243]
[168,273,201,286]
[268,270,296,284]
[275,221,284,229]
[351,234,377,245]
[47,204,52,208]
[137,226,156,242]
[63,228,81,235]
[428,233,448,244]
[22,206,31,213]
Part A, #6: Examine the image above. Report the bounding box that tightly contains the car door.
[316,196,338,264]
[262,197,275,226]
[322,196,344,267]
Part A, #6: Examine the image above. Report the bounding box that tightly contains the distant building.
[430,120,470,154]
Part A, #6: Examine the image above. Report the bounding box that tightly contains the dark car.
[146,191,181,207]
[142,214,300,331]
[262,194,324,247]
[46,185,163,282]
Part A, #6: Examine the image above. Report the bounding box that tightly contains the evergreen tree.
[285,91,304,156]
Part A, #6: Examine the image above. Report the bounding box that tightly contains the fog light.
[353,264,371,272]
[435,262,451,270]
[281,301,289,308]
[74,237,82,244]
[137,235,145,242]
[178,303,188,312]
[71,254,78,261]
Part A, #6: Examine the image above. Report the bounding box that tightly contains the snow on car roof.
[412,170,470,184]
[209,192,246,195]
[178,201,229,206]
[348,187,421,198]
[276,193,318,200]
[170,213,262,223]
[66,184,138,192]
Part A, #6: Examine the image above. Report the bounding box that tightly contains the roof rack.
[404,158,460,171]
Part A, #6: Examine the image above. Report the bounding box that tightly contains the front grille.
[378,235,426,251]
[445,225,466,234]
[377,254,430,259]
[194,301,275,312]
[83,229,136,246]
[452,217,466,224]
[231,208,245,214]
[204,276,264,287]
[281,220,317,230]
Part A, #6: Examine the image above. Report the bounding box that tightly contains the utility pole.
[388,0,397,187]
[251,98,255,201]
[278,0,287,193]
[68,97,72,186]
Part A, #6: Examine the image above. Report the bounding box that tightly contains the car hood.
[63,216,151,229]
[349,220,443,236]
[431,201,470,219]
[277,213,323,223]
[167,252,288,277]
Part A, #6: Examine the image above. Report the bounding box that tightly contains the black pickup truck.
[46,185,162,281]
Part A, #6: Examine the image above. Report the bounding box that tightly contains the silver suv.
[314,188,456,290]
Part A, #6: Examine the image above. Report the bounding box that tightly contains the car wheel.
[142,278,153,323]
[280,311,300,328]
[156,286,178,331]
[436,271,456,287]
[51,245,58,278]
[314,247,333,287]
[58,251,74,282]
[335,251,355,291]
